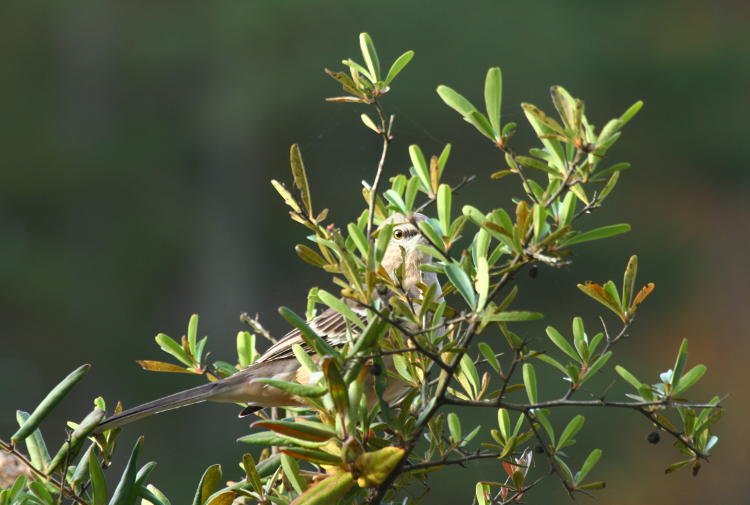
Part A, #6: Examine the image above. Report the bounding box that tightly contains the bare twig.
[240,312,277,344]
[415,175,478,213]
[404,451,499,471]
[366,101,392,240]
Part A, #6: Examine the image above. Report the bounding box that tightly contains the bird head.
[378,212,436,297]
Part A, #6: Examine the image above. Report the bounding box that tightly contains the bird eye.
[393,229,405,240]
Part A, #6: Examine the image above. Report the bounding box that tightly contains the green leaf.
[359,32,380,82]
[619,100,644,128]
[545,326,580,362]
[603,280,622,310]
[384,50,414,85]
[15,411,51,471]
[576,449,602,484]
[289,469,354,505]
[417,219,445,252]
[237,331,256,369]
[536,354,569,377]
[437,143,451,180]
[281,453,306,495]
[278,306,337,357]
[615,365,642,390]
[532,204,546,242]
[251,420,336,442]
[478,342,501,374]
[192,464,222,505]
[48,408,105,472]
[254,378,326,398]
[86,449,107,505]
[485,311,543,322]
[404,176,421,211]
[664,459,692,474]
[408,144,432,193]
[476,482,491,505]
[383,189,409,215]
[671,338,689,387]
[322,358,349,412]
[458,354,480,398]
[522,364,538,404]
[557,415,585,451]
[437,184,452,236]
[281,447,341,465]
[187,314,199,359]
[238,432,326,449]
[108,436,143,505]
[484,67,502,135]
[154,333,192,367]
[349,317,388,356]
[445,263,476,309]
[447,412,462,442]
[317,289,365,330]
[559,224,631,247]
[437,84,476,117]
[559,191,576,227]
[465,110,496,140]
[347,223,369,257]
[242,454,263,494]
[581,351,612,384]
[621,255,638,311]
[674,365,707,396]
[572,317,589,363]
[296,244,328,268]
[497,409,511,440]
[12,364,91,442]
[28,481,54,505]
[598,171,620,201]
[475,256,489,311]
[535,411,556,444]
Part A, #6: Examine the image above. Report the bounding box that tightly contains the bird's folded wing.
[255,306,369,363]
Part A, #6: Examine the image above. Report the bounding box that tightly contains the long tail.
[96,381,225,433]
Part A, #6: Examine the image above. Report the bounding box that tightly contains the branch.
[414,174,477,213]
[365,101,392,239]
[353,300,453,373]
[240,312,277,343]
[0,439,88,505]
[403,451,499,471]
[523,411,574,496]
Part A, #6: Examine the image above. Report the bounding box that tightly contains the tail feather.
[96,381,223,433]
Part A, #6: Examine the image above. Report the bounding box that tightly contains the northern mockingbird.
[97,212,441,432]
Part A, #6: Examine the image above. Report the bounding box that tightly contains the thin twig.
[0,439,88,505]
[415,175,478,213]
[523,411,574,496]
[404,451,499,471]
[240,312,277,344]
[366,101,392,240]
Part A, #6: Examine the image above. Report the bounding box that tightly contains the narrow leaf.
[12,364,91,442]
[522,364,538,404]
[384,50,414,85]
[484,67,502,134]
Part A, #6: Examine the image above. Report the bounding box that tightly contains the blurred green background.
[2,1,748,503]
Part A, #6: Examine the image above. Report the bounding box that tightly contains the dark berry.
[647,431,660,444]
